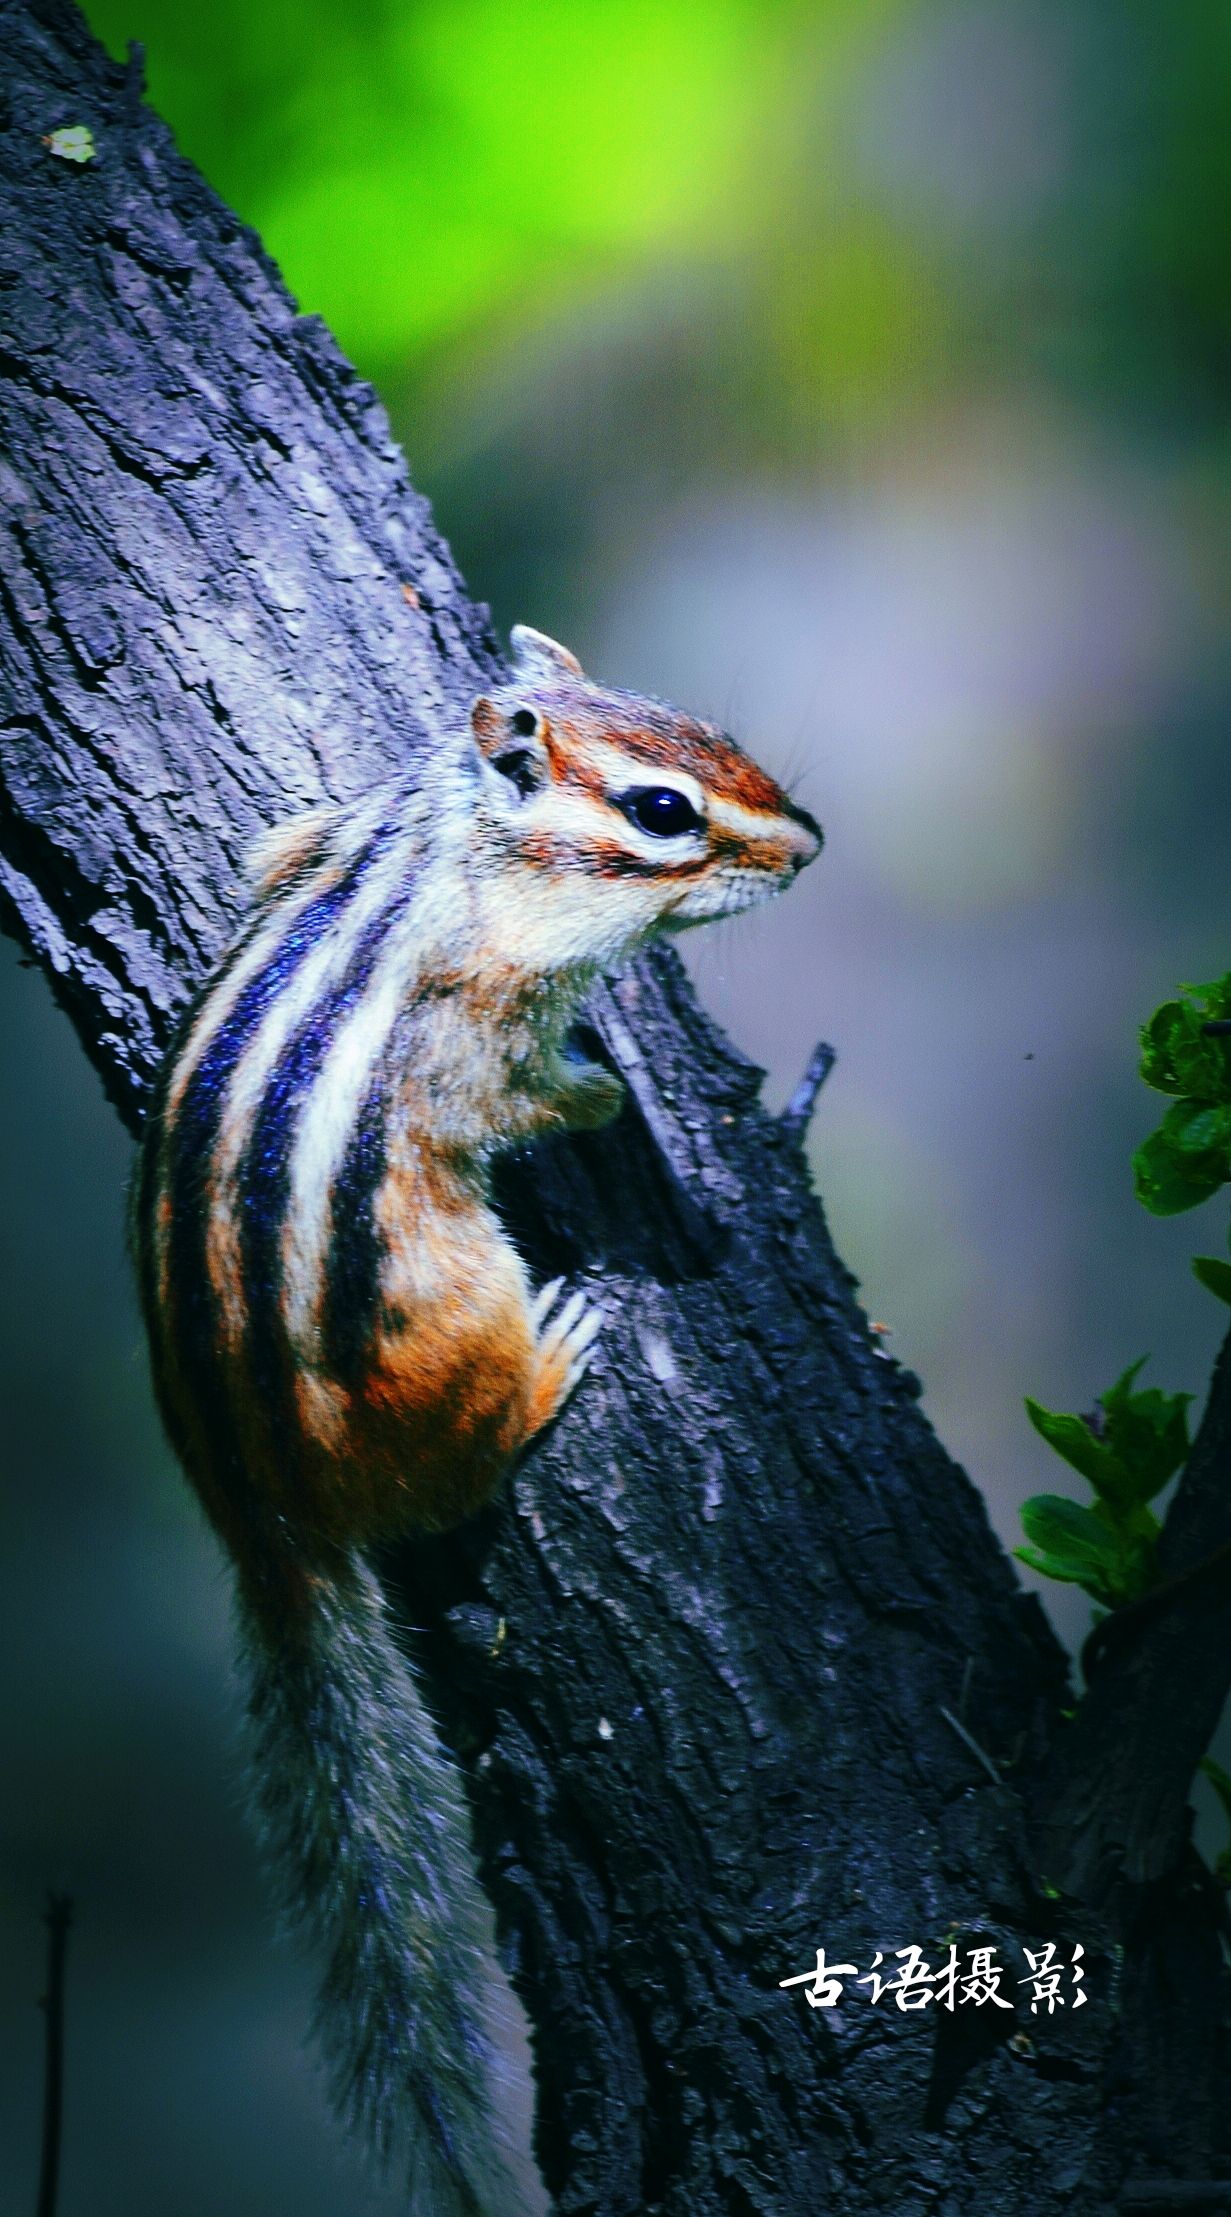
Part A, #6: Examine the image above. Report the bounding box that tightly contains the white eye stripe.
[708,795,792,842]
[533,788,627,841]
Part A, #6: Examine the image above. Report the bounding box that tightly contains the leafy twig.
[1134,973,1231,1217]
[1017,1360,1190,1609]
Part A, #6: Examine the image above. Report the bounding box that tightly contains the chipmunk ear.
[471,696,549,800]
[509,625,584,681]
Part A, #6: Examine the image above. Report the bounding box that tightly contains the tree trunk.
[2,4,1228,2210]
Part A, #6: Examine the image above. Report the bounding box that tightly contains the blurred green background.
[4,1,1231,2209]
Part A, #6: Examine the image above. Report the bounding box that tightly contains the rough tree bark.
[2,5,1229,2212]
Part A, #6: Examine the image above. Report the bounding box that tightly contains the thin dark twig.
[36,1894,73,2217]
[780,1041,837,1140]
[124,37,145,107]
[938,1704,1002,1786]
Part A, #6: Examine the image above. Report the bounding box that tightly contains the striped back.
[133,782,439,1565]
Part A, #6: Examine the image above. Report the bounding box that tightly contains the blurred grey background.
[3,0,1230,2209]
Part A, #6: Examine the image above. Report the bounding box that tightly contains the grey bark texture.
[2,3,1229,2211]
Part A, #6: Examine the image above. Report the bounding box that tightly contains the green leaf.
[1024,1371,1186,1511]
[1139,975,1231,1102]
[1015,1544,1098,1588]
[1136,978,1231,1214]
[1015,1543,1072,1582]
[1024,1399,1116,1491]
[45,124,96,164]
[1017,1495,1122,1599]
[1020,1362,1177,1603]
[1194,1254,1231,1304]
[1133,1099,1231,1215]
[1099,1360,1191,1503]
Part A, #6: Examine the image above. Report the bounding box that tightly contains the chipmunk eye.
[510,708,540,738]
[619,786,705,838]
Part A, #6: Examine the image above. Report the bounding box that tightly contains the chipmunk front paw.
[524,1278,603,1436]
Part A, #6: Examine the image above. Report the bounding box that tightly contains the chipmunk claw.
[530,1275,566,1330]
[526,1279,604,1432]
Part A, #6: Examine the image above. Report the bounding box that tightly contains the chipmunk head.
[468,627,820,969]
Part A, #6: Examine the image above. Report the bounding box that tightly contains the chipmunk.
[133,625,820,2215]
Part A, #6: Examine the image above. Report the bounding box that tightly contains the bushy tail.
[237,1551,526,2217]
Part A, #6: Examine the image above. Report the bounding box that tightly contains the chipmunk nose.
[784,803,823,872]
